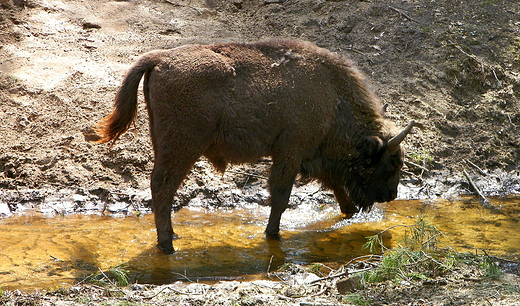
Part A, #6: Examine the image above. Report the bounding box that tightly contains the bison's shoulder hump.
[152,45,237,79]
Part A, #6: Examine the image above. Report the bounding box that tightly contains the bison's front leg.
[265,158,299,238]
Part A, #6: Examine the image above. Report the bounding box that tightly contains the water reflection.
[0,196,518,291]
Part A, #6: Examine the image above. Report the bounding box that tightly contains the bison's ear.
[382,103,389,114]
[363,135,385,156]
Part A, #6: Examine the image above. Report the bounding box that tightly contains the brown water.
[1,196,519,291]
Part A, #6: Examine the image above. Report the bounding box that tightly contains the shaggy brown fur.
[95,38,414,254]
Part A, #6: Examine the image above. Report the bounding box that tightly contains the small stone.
[82,21,101,29]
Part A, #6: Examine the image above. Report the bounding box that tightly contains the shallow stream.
[1,196,519,291]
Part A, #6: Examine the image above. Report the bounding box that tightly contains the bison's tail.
[94,50,166,145]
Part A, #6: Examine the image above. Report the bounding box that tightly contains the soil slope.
[1,0,519,204]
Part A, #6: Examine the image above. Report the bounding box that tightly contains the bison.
[95,38,415,254]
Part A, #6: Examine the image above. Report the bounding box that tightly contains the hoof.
[157,244,175,255]
[342,212,356,219]
[265,232,281,240]
[340,206,359,217]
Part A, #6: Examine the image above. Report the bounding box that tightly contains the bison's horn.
[387,121,416,153]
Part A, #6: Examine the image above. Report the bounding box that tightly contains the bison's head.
[346,121,415,210]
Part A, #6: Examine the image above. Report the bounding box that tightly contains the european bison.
[95,39,415,254]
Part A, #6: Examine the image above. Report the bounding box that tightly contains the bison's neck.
[333,95,385,143]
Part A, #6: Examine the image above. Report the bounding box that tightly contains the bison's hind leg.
[151,145,205,254]
[151,164,187,254]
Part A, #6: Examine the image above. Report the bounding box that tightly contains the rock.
[336,275,363,294]
[0,202,12,216]
[288,272,321,285]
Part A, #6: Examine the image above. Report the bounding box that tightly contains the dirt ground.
[1,261,520,306]
[1,0,520,304]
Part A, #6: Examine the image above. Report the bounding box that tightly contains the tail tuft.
[93,103,137,146]
[91,50,166,146]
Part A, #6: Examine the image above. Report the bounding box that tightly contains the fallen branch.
[464,159,487,177]
[488,254,520,264]
[277,283,328,300]
[97,268,117,287]
[463,169,490,206]
[167,286,204,296]
[143,285,203,300]
[420,250,454,272]
[450,41,504,88]
[170,271,194,282]
[344,46,367,56]
[449,41,486,71]
[309,256,380,284]
[402,170,421,180]
[307,284,328,298]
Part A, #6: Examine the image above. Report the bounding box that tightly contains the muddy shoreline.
[1,164,519,218]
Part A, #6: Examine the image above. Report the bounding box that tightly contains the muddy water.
[1,196,519,291]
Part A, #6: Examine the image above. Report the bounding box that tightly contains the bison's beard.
[346,179,377,212]
[346,176,399,212]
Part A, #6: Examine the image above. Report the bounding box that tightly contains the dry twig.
[344,46,373,63]
[143,285,203,300]
[309,267,373,284]
[267,255,275,279]
[300,301,338,306]
[97,268,116,287]
[449,40,498,83]
[342,254,383,269]
[389,6,422,24]
[142,287,170,300]
[450,42,482,63]
[225,169,268,180]
[95,268,128,297]
[404,160,429,172]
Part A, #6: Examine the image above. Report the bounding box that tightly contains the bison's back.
[145,39,370,168]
